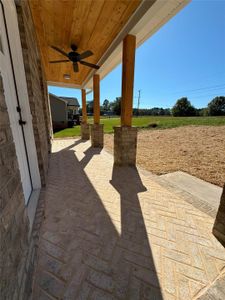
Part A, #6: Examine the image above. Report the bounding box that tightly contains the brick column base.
[81,123,90,140]
[213,184,225,247]
[90,124,104,148]
[114,126,137,166]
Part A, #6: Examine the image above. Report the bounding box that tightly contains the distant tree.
[202,108,209,116]
[208,96,225,116]
[163,108,171,116]
[100,106,105,116]
[172,97,196,116]
[111,97,121,115]
[86,100,94,114]
[103,99,110,112]
[195,108,209,116]
[133,107,171,116]
[159,108,165,116]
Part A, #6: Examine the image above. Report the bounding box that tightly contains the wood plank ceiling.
[28,0,141,87]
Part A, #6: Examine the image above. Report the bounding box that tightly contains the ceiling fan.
[49,45,100,73]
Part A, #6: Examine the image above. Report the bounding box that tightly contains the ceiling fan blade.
[80,60,100,69]
[73,62,79,72]
[49,60,70,63]
[78,50,93,60]
[51,46,68,57]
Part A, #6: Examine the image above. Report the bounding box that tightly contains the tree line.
[80,96,225,117]
[171,96,225,116]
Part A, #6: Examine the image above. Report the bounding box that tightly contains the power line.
[189,92,225,100]
[169,88,225,100]
[165,83,225,96]
[187,87,225,95]
[167,71,225,88]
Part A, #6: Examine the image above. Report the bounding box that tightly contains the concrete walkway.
[32,139,225,300]
[161,171,222,212]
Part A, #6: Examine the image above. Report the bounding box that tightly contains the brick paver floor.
[32,139,225,300]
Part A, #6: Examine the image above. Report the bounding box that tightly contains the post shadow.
[79,146,102,169]
[60,139,102,169]
[59,138,86,151]
[110,165,163,299]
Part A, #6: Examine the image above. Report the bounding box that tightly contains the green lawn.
[53,116,225,138]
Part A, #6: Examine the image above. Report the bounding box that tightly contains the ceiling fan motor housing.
[68,51,80,62]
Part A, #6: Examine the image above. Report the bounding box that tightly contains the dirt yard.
[104,126,225,187]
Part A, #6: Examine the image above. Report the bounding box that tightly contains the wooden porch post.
[114,34,137,165]
[81,89,87,124]
[80,88,90,140]
[93,74,100,124]
[90,74,103,147]
[121,34,136,126]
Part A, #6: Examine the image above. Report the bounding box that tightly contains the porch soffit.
[28,0,190,90]
[28,0,142,87]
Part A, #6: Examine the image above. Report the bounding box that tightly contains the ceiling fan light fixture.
[63,74,70,80]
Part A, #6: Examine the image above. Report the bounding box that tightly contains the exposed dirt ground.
[104,126,225,187]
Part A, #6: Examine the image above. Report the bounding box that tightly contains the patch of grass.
[53,116,225,138]
[54,126,81,138]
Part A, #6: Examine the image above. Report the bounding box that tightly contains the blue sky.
[48,0,225,109]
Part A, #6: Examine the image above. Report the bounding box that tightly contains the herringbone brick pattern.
[32,139,225,300]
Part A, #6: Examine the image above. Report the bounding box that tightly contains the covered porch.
[28,0,225,299]
[28,0,192,165]
[1,0,224,299]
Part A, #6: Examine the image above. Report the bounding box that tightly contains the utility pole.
[137,89,141,113]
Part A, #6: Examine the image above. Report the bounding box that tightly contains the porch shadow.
[33,141,163,299]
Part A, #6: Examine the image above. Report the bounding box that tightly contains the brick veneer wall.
[16,0,52,185]
[0,1,52,298]
[0,75,30,298]
[0,72,46,298]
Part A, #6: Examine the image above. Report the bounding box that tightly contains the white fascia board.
[47,80,82,89]
[83,0,190,90]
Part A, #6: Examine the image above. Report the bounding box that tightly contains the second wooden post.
[81,88,90,140]
[90,74,104,147]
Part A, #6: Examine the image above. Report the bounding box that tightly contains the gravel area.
[104,126,225,187]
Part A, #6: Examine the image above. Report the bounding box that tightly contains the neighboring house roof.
[49,93,80,107]
[49,93,67,104]
[59,97,80,107]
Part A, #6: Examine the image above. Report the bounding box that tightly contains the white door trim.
[0,2,32,204]
[2,0,41,192]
